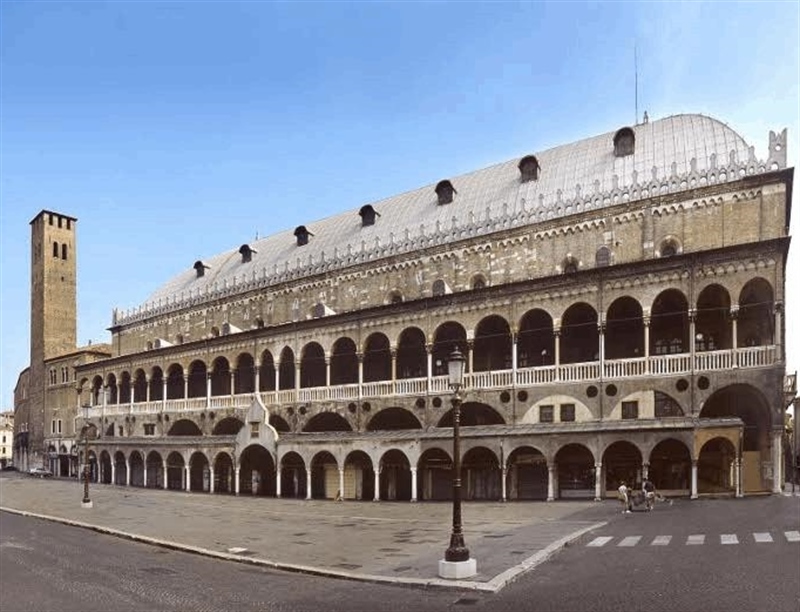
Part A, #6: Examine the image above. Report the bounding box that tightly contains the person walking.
[618,481,631,514]
[642,478,656,511]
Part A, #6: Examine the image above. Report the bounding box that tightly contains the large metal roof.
[117,113,781,325]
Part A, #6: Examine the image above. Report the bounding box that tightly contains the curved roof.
[122,113,777,324]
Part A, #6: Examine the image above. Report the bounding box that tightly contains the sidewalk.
[0,474,606,592]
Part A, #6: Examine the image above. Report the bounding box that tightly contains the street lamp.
[79,408,96,509]
[438,347,477,579]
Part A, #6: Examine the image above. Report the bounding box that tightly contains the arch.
[239,445,275,496]
[366,407,422,431]
[471,274,487,290]
[331,337,358,385]
[555,443,595,499]
[506,446,548,500]
[149,367,164,402]
[700,384,770,453]
[432,321,468,377]
[561,303,598,364]
[259,350,276,392]
[235,352,255,394]
[279,347,296,390]
[91,375,104,405]
[696,284,732,351]
[310,450,338,499]
[562,255,579,274]
[213,452,234,494]
[343,450,375,500]
[189,451,210,492]
[212,417,244,436]
[738,278,774,346]
[119,371,132,404]
[595,245,611,268]
[697,437,737,495]
[651,289,689,355]
[269,414,291,433]
[303,411,353,432]
[654,391,684,417]
[280,451,307,499]
[379,449,411,501]
[613,126,635,157]
[518,309,555,367]
[397,327,426,379]
[132,369,147,403]
[462,446,501,500]
[602,441,643,493]
[658,236,681,257]
[474,315,512,371]
[168,419,202,436]
[300,342,326,388]
[605,297,644,359]
[106,373,118,404]
[166,451,185,490]
[387,289,404,304]
[113,451,127,486]
[145,451,163,488]
[437,401,505,427]
[649,439,690,492]
[99,450,112,484]
[418,448,453,500]
[210,356,231,396]
[363,332,391,382]
[166,363,184,400]
[187,360,207,398]
[518,155,540,182]
[129,451,145,487]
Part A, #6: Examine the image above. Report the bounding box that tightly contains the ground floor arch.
[649,439,690,493]
[114,451,127,486]
[190,451,209,492]
[311,451,338,500]
[418,448,452,500]
[146,451,164,488]
[555,444,595,499]
[379,449,411,501]
[279,452,307,499]
[343,450,375,500]
[129,451,145,487]
[166,451,185,490]
[462,446,501,501]
[99,451,112,484]
[603,441,643,494]
[214,452,234,494]
[697,437,737,495]
[506,446,548,500]
[239,445,275,496]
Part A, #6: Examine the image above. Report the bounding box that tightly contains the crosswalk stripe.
[651,535,672,546]
[587,536,613,547]
[786,531,800,542]
[753,532,773,543]
[686,534,705,545]
[720,534,738,545]
[618,536,641,547]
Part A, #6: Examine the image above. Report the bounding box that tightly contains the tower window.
[435,180,456,205]
[58,217,63,228]
[359,205,379,227]
[595,246,610,267]
[62,244,68,260]
[518,155,540,182]
[66,219,71,230]
[294,225,313,246]
[49,214,54,225]
[613,127,635,157]
[53,242,59,257]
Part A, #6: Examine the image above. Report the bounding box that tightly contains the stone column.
[691,460,698,499]
[338,467,345,500]
[275,465,282,498]
[183,375,188,401]
[209,467,215,494]
[306,467,312,500]
[145,376,150,403]
[730,306,739,368]
[143,463,148,488]
[184,465,190,491]
[643,315,651,373]
[206,373,212,409]
[373,468,381,501]
[230,371,236,397]
[467,340,474,375]
[103,386,108,409]
[357,352,364,399]
[501,465,507,502]
[774,302,783,349]
[235,467,241,495]
[594,463,602,501]
[125,458,131,486]
[734,459,742,498]
[410,466,418,502]
[162,378,167,411]
[511,332,518,377]
[689,309,697,371]
[254,364,261,394]
[547,465,555,501]
[773,430,783,493]
[274,362,280,393]
[426,343,433,389]
[598,321,606,375]
[163,464,168,489]
[110,461,116,485]
[295,364,300,392]
[642,462,649,480]
[390,348,397,382]
[326,358,331,388]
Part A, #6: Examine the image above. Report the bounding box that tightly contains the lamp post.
[80,407,94,509]
[438,347,477,579]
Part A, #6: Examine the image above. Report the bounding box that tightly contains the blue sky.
[1,1,798,410]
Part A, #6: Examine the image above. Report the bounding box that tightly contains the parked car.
[0,464,16,471]
[28,467,53,478]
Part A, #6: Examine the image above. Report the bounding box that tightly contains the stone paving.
[0,473,607,591]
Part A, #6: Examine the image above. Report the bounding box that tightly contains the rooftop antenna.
[634,41,639,125]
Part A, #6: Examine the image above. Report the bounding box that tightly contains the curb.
[0,506,604,592]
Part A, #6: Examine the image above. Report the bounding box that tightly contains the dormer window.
[294,225,313,246]
[563,255,579,274]
[518,155,540,182]
[239,244,256,263]
[359,205,380,227]
[613,127,635,157]
[659,238,681,258]
[193,260,209,277]
[435,180,456,205]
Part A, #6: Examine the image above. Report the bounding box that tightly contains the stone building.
[15,113,793,502]
[0,411,14,468]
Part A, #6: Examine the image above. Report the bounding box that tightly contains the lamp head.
[447,346,466,389]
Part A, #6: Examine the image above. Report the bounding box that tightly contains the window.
[57,419,62,434]
[389,291,403,304]
[52,242,59,257]
[539,405,554,423]
[49,368,57,385]
[621,401,639,419]
[518,155,540,182]
[654,392,683,417]
[143,424,156,436]
[51,420,56,434]
[613,127,635,157]
[61,244,68,260]
[250,423,259,438]
[659,238,680,258]
[472,276,486,290]
[58,216,63,228]
[48,214,54,225]
[563,256,579,274]
[560,404,576,422]
[595,246,610,267]
[435,180,456,205]
[239,244,256,263]
[432,279,446,297]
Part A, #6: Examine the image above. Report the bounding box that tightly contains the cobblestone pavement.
[0,473,607,591]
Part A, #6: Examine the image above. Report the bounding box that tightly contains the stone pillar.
[183,375,188,401]
[254,365,261,393]
[691,460,698,499]
[295,364,300,391]
[554,328,561,374]
[110,461,116,485]
[338,467,345,500]
[511,332,518,376]
[643,315,651,373]
[426,343,433,388]
[774,302,783,349]
[547,465,555,501]
[275,465,282,498]
[501,465,507,502]
[410,466,418,502]
[230,371,236,397]
[326,358,331,388]
[163,464,168,489]
[598,321,606,375]
[374,468,381,502]
[209,466,215,494]
[125,458,131,486]
[184,465,190,491]
[103,386,108,409]
[274,362,280,392]
[162,378,167,410]
[773,430,783,493]
[306,467,312,500]
[206,373,212,409]
[143,463,148,488]
[235,467,241,495]
[642,462,649,480]
[145,376,150,403]
[357,352,364,399]
[467,340,474,375]
[689,309,697,370]
[594,463,602,501]
[734,459,742,498]
[390,348,397,382]
[730,306,739,368]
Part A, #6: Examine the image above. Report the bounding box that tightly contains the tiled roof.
[118,114,781,324]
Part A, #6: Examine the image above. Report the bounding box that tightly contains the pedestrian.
[618,481,631,514]
[642,477,656,511]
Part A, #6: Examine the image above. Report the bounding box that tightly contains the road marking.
[686,534,705,545]
[618,536,641,547]
[720,534,738,545]
[227,547,248,554]
[586,536,613,547]
[753,532,773,543]
[786,531,800,542]
[651,535,672,546]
